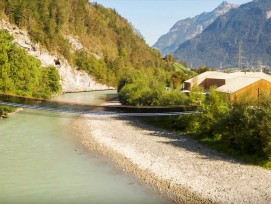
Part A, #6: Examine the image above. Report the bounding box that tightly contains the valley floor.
[73,115,271,204]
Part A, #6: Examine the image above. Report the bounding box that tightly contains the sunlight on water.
[0,91,165,204]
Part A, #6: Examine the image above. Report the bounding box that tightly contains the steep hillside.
[0,19,111,92]
[174,0,271,68]
[0,30,61,98]
[153,1,238,55]
[0,0,167,88]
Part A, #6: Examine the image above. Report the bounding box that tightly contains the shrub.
[157,90,188,106]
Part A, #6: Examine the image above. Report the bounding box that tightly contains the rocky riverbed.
[73,115,271,204]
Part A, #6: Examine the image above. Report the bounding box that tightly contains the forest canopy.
[0,0,196,90]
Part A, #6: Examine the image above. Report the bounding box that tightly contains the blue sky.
[92,0,252,46]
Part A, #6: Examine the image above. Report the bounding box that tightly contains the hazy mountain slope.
[174,0,271,68]
[153,1,238,55]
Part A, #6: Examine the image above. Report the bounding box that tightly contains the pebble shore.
[73,115,271,204]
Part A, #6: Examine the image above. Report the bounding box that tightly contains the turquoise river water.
[0,90,166,204]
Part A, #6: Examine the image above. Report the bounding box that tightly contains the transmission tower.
[236,42,245,70]
[220,62,223,70]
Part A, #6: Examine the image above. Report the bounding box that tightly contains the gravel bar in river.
[73,115,271,204]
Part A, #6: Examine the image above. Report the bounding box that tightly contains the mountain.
[153,1,238,55]
[0,0,169,90]
[174,0,271,68]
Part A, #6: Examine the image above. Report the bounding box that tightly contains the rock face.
[0,19,112,93]
[174,0,271,68]
[153,1,238,55]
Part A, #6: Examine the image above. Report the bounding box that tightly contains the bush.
[0,105,16,117]
[176,113,201,133]
[156,90,188,106]
[219,100,271,159]
[177,89,271,160]
[0,30,61,115]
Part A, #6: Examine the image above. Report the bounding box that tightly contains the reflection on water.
[0,90,165,204]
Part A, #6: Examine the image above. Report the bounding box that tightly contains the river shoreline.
[73,114,271,204]
[73,116,208,204]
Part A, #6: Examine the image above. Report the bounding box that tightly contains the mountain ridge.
[174,0,271,68]
[153,1,238,55]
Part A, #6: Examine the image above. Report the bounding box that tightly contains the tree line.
[0,30,61,117]
[0,0,192,87]
[147,87,271,168]
[0,0,197,115]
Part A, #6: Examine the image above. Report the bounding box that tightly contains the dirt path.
[73,115,271,204]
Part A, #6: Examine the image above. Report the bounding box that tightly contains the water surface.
[0,90,165,203]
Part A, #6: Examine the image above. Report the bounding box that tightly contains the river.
[0,90,165,204]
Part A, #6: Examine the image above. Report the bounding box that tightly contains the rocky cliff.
[0,19,112,93]
[153,1,238,55]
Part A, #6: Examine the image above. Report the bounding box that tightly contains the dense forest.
[0,30,61,116]
[0,0,178,86]
[0,0,197,106]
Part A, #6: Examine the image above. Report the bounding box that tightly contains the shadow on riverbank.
[114,116,243,166]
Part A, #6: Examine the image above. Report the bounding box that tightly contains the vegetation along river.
[0,90,165,204]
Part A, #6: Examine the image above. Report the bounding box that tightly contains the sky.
[92,0,252,46]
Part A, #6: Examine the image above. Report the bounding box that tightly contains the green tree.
[0,30,61,100]
[197,65,211,74]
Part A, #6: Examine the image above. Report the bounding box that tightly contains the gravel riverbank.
[73,115,271,204]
